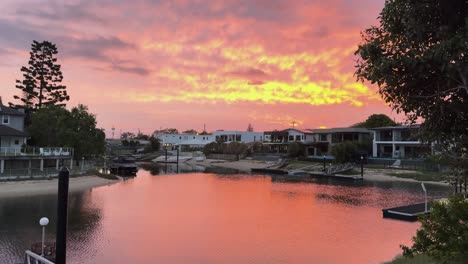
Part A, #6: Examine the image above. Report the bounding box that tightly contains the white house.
[153,133,215,149]
[370,125,430,159]
[212,130,264,143]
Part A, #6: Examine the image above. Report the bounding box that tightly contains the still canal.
[0,166,450,263]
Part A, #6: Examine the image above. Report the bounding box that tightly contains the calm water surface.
[0,167,450,264]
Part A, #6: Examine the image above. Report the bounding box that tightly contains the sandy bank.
[186,159,449,185]
[0,175,121,198]
[361,168,449,186]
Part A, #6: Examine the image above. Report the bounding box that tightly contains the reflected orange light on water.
[82,172,423,264]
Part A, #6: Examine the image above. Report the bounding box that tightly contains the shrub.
[401,195,468,263]
[287,142,304,158]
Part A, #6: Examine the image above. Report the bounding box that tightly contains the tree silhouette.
[12,40,69,110]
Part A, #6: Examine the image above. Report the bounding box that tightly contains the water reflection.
[0,191,103,263]
[0,167,452,264]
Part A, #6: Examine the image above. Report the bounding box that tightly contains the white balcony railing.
[0,147,73,157]
[24,250,54,264]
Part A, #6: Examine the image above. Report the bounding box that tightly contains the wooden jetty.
[251,168,288,175]
[382,202,430,221]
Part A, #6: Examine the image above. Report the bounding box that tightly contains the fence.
[0,160,100,180]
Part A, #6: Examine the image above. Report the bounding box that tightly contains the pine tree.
[12,40,69,110]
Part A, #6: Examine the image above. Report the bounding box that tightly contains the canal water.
[0,166,450,264]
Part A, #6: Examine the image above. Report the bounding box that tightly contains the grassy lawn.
[385,171,446,182]
[384,254,438,264]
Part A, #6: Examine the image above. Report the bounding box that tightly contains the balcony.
[0,147,74,157]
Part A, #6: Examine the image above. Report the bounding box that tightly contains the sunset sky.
[0,0,401,136]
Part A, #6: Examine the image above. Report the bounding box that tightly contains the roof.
[369,125,421,130]
[0,104,25,116]
[0,125,28,137]
[281,128,312,134]
[307,127,373,134]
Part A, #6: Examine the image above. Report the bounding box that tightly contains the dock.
[382,202,430,221]
[251,168,288,175]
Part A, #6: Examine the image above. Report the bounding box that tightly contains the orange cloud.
[0,0,398,134]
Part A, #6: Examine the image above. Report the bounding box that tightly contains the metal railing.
[0,147,73,157]
[24,250,54,264]
[326,162,355,175]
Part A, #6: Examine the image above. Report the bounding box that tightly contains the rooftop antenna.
[203,123,206,132]
[111,126,115,139]
[291,121,296,128]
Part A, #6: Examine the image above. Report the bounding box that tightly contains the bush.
[332,141,371,163]
[203,141,248,156]
[401,195,468,263]
[287,142,304,158]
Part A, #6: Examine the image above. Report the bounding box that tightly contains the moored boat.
[109,156,138,175]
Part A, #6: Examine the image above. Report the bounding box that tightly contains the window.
[288,135,294,141]
[14,139,19,145]
[295,135,301,141]
[2,115,9,124]
[319,134,327,141]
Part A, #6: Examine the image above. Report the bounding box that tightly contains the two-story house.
[263,128,310,152]
[305,127,373,156]
[0,98,28,151]
[370,125,430,159]
[212,130,264,143]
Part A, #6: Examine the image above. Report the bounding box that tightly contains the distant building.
[212,130,264,143]
[370,125,430,159]
[305,127,373,156]
[153,132,215,150]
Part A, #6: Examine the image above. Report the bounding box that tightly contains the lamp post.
[39,217,49,256]
[360,155,364,179]
[323,155,326,174]
[164,143,168,162]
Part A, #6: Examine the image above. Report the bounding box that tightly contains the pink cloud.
[0,0,393,136]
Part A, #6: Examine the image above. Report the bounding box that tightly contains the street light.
[162,143,171,161]
[39,217,49,256]
[323,155,326,174]
[360,155,364,178]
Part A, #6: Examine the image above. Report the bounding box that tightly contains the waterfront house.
[212,130,264,143]
[305,127,373,156]
[0,98,74,177]
[263,128,310,152]
[370,125,430,159]
[0,98,28,151]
